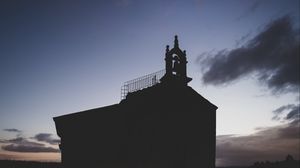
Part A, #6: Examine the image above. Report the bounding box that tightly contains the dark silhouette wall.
[54,36,217,168]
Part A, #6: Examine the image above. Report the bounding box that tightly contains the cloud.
[1,137,43,146]
[3,128,22,133]
[0,134,60,153]
[198,15,300,94]
[273,104,296,115]
[33,133,60,145]
[236,0,261,20]
[272,104,299,122]
[216,122,299,166]
[217,103,299,166]
[2,144,60,153]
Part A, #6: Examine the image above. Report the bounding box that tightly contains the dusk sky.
[0,0,299,166]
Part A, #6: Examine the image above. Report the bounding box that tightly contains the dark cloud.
[272,104,299,122]
[3,128,21,133]
[273,104,296,114]
[216,122,299,166]
[218,103,299,166]
[1,137,44,146]
[286,107,299,120]
[33,133,60,145]
[198,15,300,94]
[0,134,60,153]
[0,137,25,144]
[2,144,60,153]
[277,122,299,139]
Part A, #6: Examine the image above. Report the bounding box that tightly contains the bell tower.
[161,35,192,85]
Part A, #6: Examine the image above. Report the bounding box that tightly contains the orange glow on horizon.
[0,151,60,162]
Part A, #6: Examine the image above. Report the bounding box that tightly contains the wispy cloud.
[3,128,22,133]
[272,104,299,122]
[236,0,261,20]
[33,133,60,145]
[198,15,300,94]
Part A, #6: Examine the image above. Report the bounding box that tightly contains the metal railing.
[121,69,165,100]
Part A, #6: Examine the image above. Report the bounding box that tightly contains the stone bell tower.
[161,35,192,85]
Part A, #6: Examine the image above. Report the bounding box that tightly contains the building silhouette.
[54,36,218,168]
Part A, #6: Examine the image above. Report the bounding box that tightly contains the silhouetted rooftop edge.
[54,104,119,120]
[54,82,217,122]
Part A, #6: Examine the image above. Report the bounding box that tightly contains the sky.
[0,0,299,166]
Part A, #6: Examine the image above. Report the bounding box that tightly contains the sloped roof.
[54,83,217,121]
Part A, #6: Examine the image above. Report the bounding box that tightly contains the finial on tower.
[174,35,179,48]
[166,45,169,52]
